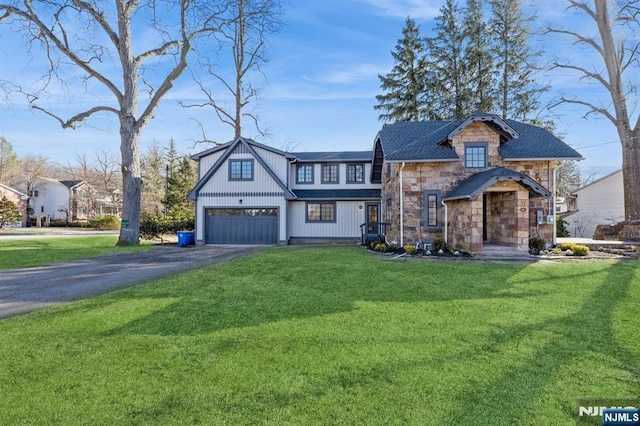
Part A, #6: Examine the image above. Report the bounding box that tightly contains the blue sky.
[0,0,627,178]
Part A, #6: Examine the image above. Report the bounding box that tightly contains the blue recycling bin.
[177,230,195,247]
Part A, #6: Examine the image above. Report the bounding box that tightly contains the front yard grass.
[0,236,153,269]
[0,246,638,424]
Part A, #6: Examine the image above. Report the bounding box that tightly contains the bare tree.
[547,0,640,220]
[0,1,227,244]
[182,0,282,140]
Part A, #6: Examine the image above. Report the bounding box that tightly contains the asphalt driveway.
[0,244,264,319]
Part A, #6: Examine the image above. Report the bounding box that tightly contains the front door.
[366,203,380,234]
[483,194,488,241]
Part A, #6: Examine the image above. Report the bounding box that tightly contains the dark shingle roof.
[293,189,381,200]
[376,116,583,162]
[59,180,84,189]
[291,151,372,162]
[443,167,551,201]
[500,120,583,159]
[376,121,460,162]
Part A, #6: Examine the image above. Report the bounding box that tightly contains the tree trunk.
[621,128,640,220]
[117,119,142,245]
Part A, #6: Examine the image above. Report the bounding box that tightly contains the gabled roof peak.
[446,112,519,141]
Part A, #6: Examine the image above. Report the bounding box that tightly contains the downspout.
[441,200,448,247]
[399,162,405,247]
[552,163,557,246]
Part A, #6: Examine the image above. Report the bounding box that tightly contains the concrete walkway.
[0,244,264,319]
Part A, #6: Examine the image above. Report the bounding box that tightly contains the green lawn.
[0,247,638,425]
[0,236,153,269]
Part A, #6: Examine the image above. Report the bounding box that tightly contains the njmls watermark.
[578,398,640,425]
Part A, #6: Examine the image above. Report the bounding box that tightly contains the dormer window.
[464,142,488,169]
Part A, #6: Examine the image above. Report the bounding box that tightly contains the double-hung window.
[297,164,314,184]
[306,202,336,222]
[464,142,488,169]
[229,159,253,180]
[321,164,339,184]
[347,164,364,183]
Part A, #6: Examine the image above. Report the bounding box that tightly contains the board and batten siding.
[197,150,226,180]
[287,201,366,238]
[193,148,290,243]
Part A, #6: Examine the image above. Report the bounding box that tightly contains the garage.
[205,208,279,244]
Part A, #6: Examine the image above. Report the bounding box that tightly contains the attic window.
[464,142,488,169]
[229,159,253,180]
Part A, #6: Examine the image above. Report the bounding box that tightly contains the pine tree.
[488,0,547,121]
[0,196,22,228]
[375,17,429,123]
[463,0,496,113]
[140,142,167,217]
[165,155,197,220]
[426,0,471,119]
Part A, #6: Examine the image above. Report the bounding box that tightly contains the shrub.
[385,243,398,253]
[370,240,382,249]
[432,237,447,252]
[90,215,121,230]
[374,243,387,252]
[529,237,546,254]
[569,244,589,256]
[558,242,573,251]
[140,216,195,241]
[403,245,417,255]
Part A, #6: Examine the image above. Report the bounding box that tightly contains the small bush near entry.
[432,237,447,252]
[374,243,387,252]
[370,240,382,249]
[404,245,417,255]
[89,215,120,230]
[529,237,546,254]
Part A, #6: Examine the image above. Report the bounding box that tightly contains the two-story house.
[188,137,381,245]
[373,112,583,253]
[189,113,583,253]
[17,178,96,222]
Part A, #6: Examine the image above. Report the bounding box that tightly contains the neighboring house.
[16,178,96,222]
[563,169,624,238]
[0,182,30,227]
[189,112,582,253]
[188,137,380,244]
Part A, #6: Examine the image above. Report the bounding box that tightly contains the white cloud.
[301,63,383,85]
[361,0,443,19]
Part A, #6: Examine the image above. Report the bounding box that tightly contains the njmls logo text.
[579,406,638,417]
[579,406,640,425]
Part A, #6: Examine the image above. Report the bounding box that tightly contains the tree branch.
[30,103,120,129]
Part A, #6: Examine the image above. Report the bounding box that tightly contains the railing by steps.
[360,222,388,246]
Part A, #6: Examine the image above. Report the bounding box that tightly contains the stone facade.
[382,122,554,253]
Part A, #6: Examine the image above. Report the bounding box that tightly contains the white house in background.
[563,169,624,238]
[188,136,381,245]
[17,178,95,222]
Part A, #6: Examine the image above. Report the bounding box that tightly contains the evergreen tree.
[165,155,197,220]
[463,0,496,113]
[426,0,470,119]
[0,196,21,228]
[140,142,167,217]
[375,17,429,123]
[488,0,547,121]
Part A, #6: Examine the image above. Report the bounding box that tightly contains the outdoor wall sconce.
[239,199,243,204]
